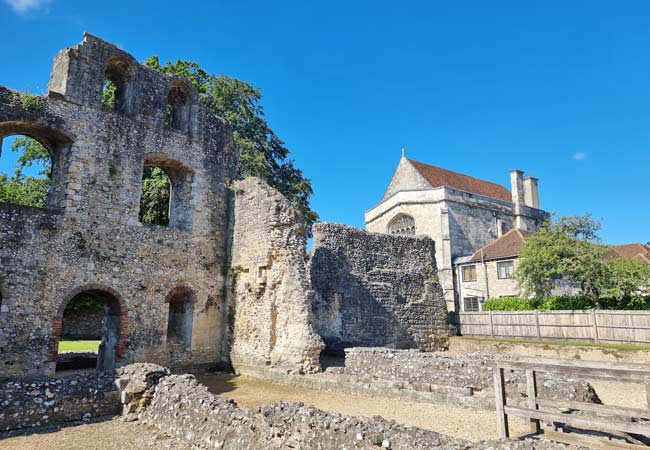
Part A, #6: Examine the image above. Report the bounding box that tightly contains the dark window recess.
[463,296,481,312]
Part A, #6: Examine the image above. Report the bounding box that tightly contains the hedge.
[482,295,650,311]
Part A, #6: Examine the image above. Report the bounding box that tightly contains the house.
[454,229,528,311]
[365,152,549,312]
[455,233,650,311]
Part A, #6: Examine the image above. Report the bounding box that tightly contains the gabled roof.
[462,229,531,263]
[408,158,512,202]
[608,243,650,263]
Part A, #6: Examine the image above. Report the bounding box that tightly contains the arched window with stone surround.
[387,214,416,235]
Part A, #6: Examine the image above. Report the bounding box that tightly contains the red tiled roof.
[608,243,650,263]
[466,229,531,263]
[409,159,512,202]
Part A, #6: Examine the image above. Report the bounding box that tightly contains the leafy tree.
[144,57,318,228]
[139,166,170,226]
[517,214,610,308]
[0,137,51,207]
[602,257,650,301]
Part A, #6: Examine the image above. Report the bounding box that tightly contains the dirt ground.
[0,418,187,450]
[0,374,640,450]
[197,374,532,441]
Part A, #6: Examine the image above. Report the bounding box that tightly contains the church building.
[365,152,549,312]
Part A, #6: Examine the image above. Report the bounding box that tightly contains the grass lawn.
[58,340,101,353]
[457,336,650,352]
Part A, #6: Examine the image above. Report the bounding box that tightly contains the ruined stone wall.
[62,307,103,339]
[310,223,449,354]
[0,34,237,377]
[0,371,120,432]
[229,177,323,373]
[343,348,600,405]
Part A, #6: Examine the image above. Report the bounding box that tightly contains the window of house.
[462,265,477,282]
[497,260,515,279]
[387,214,416,235]
[166,80,191,132]
[463,296,481,312]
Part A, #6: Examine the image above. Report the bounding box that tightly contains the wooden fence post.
[494,366,509,438]
[526,369,540,434]
[591,309,600,343]
[534,310,541,339]
[646,377,650,419]
[489,310,494,338]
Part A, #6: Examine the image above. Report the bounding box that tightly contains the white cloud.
[572,152,588,161]
[4,0,51,14]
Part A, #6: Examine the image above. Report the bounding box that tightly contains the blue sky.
[1,0,649,244]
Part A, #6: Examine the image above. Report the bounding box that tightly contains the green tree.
[602,257,650,301]
[517,214,610,307]
[0,137,51,207]
[144,57,318,228]
[139,166,170,226]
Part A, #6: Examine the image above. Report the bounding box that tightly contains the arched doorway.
[54,288,125,373]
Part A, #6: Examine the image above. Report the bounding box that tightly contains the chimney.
[523,176,540,209]
[510,170,525,230]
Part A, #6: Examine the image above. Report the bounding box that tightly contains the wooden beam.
[542,430,650,450]
[536,398,649,420]
[494,357,650,382]
[526,369,540,434]
[504,406,650,436]
[494,367,509,439]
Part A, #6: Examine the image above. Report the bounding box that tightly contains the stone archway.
[52,285,127,373]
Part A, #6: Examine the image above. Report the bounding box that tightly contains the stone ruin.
[0,35,604,450]
[0,34,450,380]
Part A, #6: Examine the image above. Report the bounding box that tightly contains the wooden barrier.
[493,357,650,449]
[456,310,650,345]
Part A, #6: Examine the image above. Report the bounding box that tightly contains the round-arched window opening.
[0,134,53,208]
[55,289,124,374]
[387,214,416,236]
[139,166,172,227]
[139,156,194,231]
[102,55,134,114]
[166,80,191,132]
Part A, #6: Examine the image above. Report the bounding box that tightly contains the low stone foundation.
[0,372,120,432]
[122,364,567,450]
[342,348,600,407]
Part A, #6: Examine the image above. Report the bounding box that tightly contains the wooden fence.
[454,310,650,345]
[493,357,650,448]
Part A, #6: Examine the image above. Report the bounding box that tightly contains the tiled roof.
[464,229,531,263]
[408,159,512,202]
[608,243,650,263]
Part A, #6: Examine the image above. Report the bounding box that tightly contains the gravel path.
[197,374,531,441]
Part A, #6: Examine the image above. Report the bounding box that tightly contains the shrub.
[483,297,536,311]
[535,295,592,311]
[481,295,650,311]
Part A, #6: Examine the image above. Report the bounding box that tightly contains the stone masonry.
[0,33,238,377]
[310,223,449,354]
[230,177,324,373]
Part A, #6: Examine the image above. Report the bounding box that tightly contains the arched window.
[102,56,134,114]
[387,214,416,235]
[166,287,194,351]
[0,122,71,209]
[166,80,191,132]
[139,156,194,230]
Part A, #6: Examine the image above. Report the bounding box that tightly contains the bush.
[482,295,650,311]
[483,297,536,311]
[535,295,592,310]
